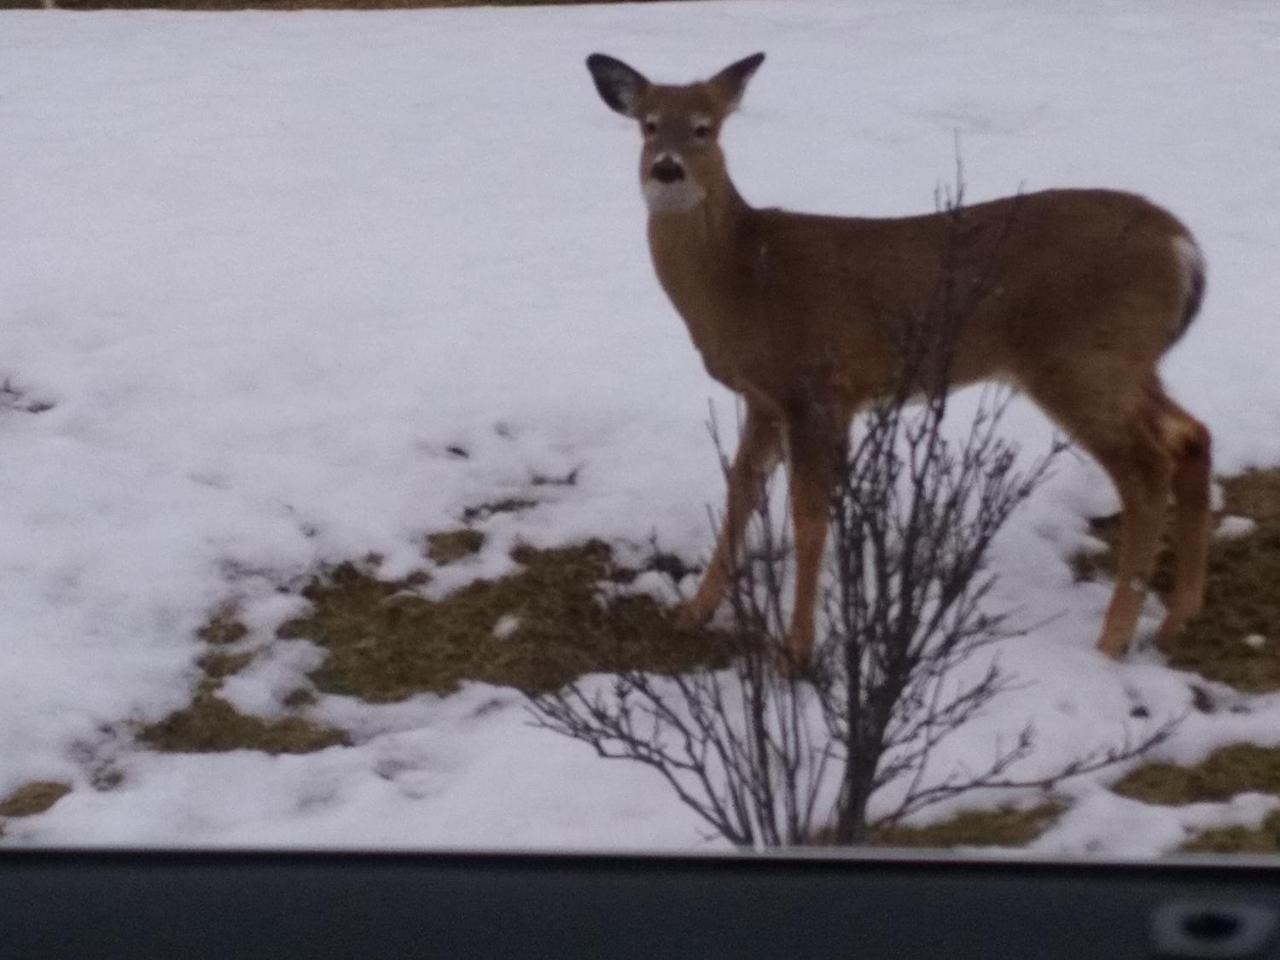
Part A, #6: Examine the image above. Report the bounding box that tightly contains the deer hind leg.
[1093,435,1172,659]
[1033,376,1177,659]
[676,404,782,630]
[1154,398,1212,647]
[1085,386,1211,658]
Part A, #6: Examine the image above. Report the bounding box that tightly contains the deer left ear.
[709,52,766,112]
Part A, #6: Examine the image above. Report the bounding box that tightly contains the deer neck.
[645,178,752,378]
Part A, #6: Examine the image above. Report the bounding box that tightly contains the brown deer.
[585,52,1211,666]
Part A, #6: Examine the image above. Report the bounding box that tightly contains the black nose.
[651,157,685,184]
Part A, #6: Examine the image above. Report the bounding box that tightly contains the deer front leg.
[781,408,842,669]
[676,405,782,631]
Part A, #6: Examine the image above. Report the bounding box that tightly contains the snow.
[1217,515,1258,540]
[3,0,1280,854]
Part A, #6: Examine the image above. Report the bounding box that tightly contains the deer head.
[585,52,765,214]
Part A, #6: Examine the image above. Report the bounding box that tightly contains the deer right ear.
[586,54,649,119]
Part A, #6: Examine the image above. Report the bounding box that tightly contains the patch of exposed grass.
[279,540,726,701]
[138,611,349,755]
[1183,809,1280,854]
[198,650,254,683]
[139,693,349,754]
[1107,703,1280,854]
[197,608,249,646]
[1225,470,1280,524]
[868,804,1064,849]
[1073,467,1280,692]
[426,528,485,565]
[283,687,318,708]
[1112,743,1280,806]
[154,532,712,748]
[0,781,72,818]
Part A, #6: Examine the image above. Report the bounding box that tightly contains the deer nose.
[651,156,686,184]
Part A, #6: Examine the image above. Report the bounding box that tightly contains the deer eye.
[692,120,712,140]
[642,118,659,136]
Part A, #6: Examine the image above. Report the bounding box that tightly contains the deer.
[584,51,1211,669]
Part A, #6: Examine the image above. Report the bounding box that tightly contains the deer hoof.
[1094,634,1131,661]
[768,643,818,683]
[1153,613,1192,650]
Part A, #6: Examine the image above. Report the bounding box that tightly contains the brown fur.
[586,52,1211,664]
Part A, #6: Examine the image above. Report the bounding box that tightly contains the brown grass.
[280,540,725,701]
[139,693,350,753]
[138,609,349,754]
[1183,810,1280,854]
[1109,743,1280,853]
[0,781,72,818]
[425,528,485,565]
[144,523,718,752]
[868,803,1064,849]
[1112,743,1280,806]
[197,608,250,646]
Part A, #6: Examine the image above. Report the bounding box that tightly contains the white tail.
[586,52,1211,665]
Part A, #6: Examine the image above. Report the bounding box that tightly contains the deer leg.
[1091,414,1176,659]
[1027,368,1180,659]
[1154,403,1212,647]
[676,405,782,631]
[782,409,843,668]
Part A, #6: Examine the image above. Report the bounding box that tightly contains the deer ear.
[586,54,650,119]
[709,52,766,112]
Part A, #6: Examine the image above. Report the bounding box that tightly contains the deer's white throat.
[643,178,706,214]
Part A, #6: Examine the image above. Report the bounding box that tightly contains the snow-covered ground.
[3,0,1280,853]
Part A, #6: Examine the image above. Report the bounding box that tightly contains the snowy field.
[3,0,1280,853]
